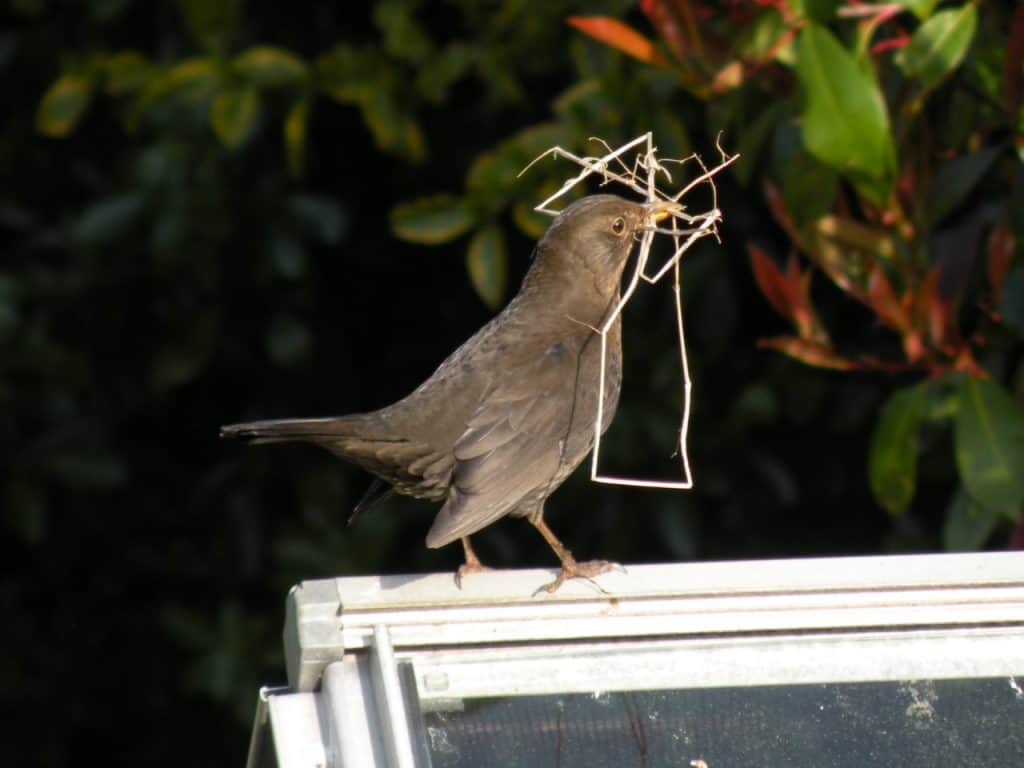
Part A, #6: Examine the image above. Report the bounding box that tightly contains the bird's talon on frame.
[536,558,618,594]
[454,561,494,589]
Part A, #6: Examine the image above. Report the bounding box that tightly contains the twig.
[522,132,736,489]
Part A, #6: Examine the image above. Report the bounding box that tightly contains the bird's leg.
[528,514,619,593]
[454,536,493,588]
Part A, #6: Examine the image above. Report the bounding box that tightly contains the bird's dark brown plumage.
[221,194,667,591]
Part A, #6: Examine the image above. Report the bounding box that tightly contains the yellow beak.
[644,198,683,223]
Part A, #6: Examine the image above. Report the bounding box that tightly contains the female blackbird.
[221,194,675,591]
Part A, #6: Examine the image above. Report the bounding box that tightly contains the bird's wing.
[425,341,583,548]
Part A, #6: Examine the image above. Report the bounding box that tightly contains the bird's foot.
[536,558,622,595]
[454,561,495,589]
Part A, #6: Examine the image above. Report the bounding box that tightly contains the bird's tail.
[220,416,370,445]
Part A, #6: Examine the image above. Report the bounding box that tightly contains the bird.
[221,194,677,592]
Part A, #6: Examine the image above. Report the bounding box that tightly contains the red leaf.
[748,244,798,320]
[567,17,670,68]
[1004,4,1024,114]
[640,0,688,61]
[866,263,908,331]
[915,267,958,354]
[762,179,804,249]
[758,336,855,371]
[987,223,1015,302]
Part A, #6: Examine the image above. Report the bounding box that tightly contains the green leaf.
[71,193,146,246]
[734,100,791,186]
[284,97,310,177]
[270,236,307,279]
[373,0,433,62]
[358,88,426,163]
[512,200,551,239]
[942,487,1000,551]
[177,0,239,54]
[287,195,347,245]
[415,42,472,103]
[151,311,217,389]
[869,383,929,514]
[210,85,260,149]
[896,0,939,21]
[137,57,219,109]
[896,4,977,88]
[103,51,156,95]
[36,72,93,137]
[466,226,508,309]
[791,0,839,22]
[954,376,1024,518]
[316,44,378,104]
[267,313,311,368]
[390,195,474,245]
[49,451,127,489]
[233,46,307,87]
[794,24,896,204]
[1000,266,1024,337]
[780,150,839,225]
[922,146,1001,230]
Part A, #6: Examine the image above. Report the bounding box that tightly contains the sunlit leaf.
[210,85,260,148]
[137,57,219,109]
[954,376,1024,518]
[567,16,670,68]
[869,383,928,514]
[815,215,898,260]
[390,195,474,245]
[794,24,896,203]
[896,0,939,21]
[896,4,977,88]
[234,46,307,87]
[36,72,93,137]
[757,336,854,370]
[466,226,507,309]
[791,0,840,23]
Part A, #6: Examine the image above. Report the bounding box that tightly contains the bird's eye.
[611,217,626,236]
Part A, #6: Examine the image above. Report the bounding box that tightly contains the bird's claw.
[534,559,620,595]
[454,561,494,589]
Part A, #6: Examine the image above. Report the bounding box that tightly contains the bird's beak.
[644,199,683,224]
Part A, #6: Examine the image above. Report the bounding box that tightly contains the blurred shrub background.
[4,0,1022,765]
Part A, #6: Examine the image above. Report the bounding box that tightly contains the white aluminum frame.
[246,552,1024,768]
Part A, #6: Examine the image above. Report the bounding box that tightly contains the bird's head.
[536,194,679,300]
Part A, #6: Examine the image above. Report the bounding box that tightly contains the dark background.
[2,2,1006,766]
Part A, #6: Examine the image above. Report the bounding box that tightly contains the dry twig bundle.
[522,132,737,489]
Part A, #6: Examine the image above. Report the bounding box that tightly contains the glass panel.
[419,678,1023,767]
